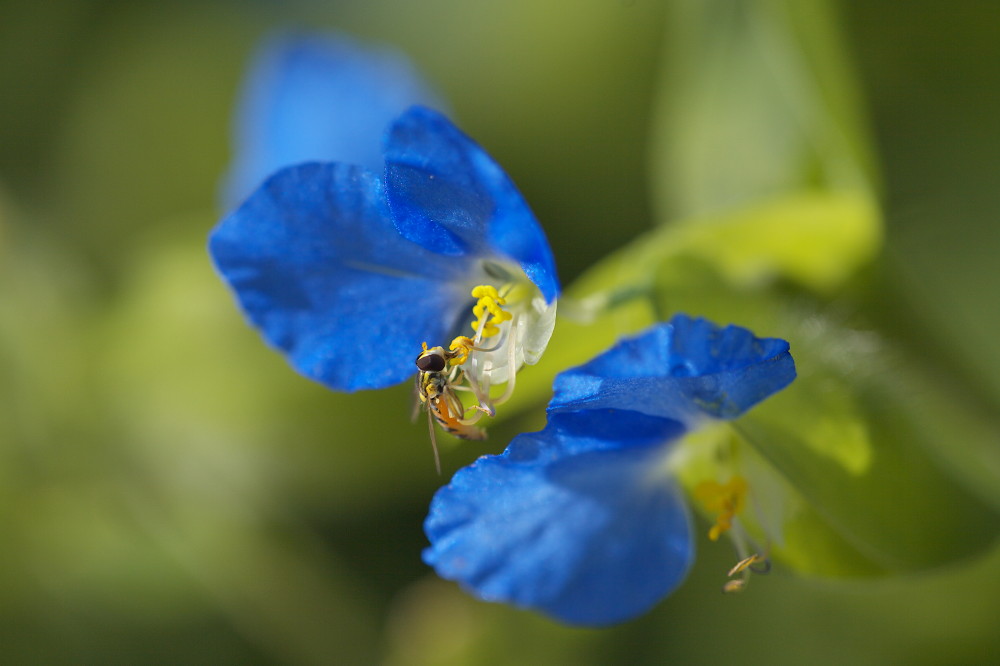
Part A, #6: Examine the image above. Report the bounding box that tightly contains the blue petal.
[384,107,559,303]
[210,162,473,391]
[424,411,692,626]
[222,31,444,210]
[548,314,796,424]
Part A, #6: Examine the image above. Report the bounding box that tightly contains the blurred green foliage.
[1,0,999,663]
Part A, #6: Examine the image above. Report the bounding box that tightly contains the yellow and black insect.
[412,285,521,471]
[415,344,487,473]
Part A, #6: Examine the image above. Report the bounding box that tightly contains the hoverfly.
[415,344,487,473]
[413,284,522,472]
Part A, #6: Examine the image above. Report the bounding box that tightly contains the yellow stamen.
[722,579,747,594]
[693,476,748,541]
[439,284,514,368]
[727,553,766,577]
[469,285,512,340]
[722,552,770,594]
[448,336,475,365]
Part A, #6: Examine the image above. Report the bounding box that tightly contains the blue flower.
[209,34,559,404]
[423,314,796,626]
[221,31,445,209]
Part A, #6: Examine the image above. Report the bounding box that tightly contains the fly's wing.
[413,373,442,473]
[441,385,487,441]
[441,385,467,422]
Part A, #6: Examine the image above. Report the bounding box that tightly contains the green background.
[1,0,998,663]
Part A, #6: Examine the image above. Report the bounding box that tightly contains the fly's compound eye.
[416,352,447,373]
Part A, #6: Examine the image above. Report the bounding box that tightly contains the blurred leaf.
[0,198,101,471]
[647,0,882,297]
[736,314,999,572]
[883,359,1000,517]
[0,0,90,183]
[131,497,381,666]
[652,0,877,219]
[666,190,880,293]
[881,201,1000,412]
[536,188,880,297]
[383,577,607,666]
[47,5,263,279]
[846,0,1000,416]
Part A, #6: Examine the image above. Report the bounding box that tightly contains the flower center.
[444,285,520,416]
[693,475,748,542]
[415,285,521,454]
[414,274,557,470]
[446,285,514,366]
[693,472,771,593]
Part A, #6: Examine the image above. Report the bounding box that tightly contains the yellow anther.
[471,285,505,302]
[468,285,512,340]
[722,552,769,594]
[693,476,748,541]
[722,579,747,594]
[473,297,507,318]
[448,336,475,365]
[727,553,766,577]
